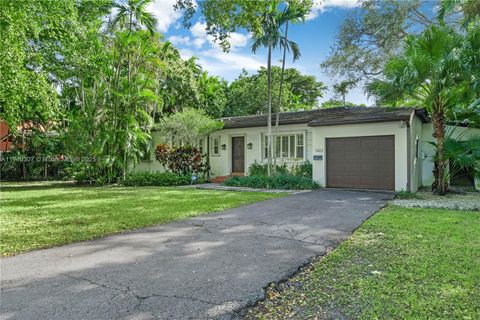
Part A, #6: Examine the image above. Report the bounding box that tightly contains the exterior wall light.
[247,143,253,149]
[221,144,226,150]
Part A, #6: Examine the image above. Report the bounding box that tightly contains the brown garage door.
[326,135,395,190]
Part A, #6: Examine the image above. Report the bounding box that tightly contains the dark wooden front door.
[232,137,245,173]
[326,135,395,190]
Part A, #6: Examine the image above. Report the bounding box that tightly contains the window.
[212,137,220,155]
[264,133,304,160]
[198,139,204,154]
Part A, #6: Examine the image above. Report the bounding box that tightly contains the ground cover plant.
[246,205,480,319]
[224,174,319,190]
[0,182,285,256]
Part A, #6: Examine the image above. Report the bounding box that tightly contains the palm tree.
[367,24,478,195]
[109,0,158,180]
[333,80,354,106]
[111,0,158,35]
[273,5,304,169]
[251,1,284,176]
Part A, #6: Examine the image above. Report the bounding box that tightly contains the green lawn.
[246,206,480,320]
[0,182,285,256]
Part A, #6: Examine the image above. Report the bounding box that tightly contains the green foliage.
[0,130,67,181]
[367,21,480,194]
[175,0,312,52]
[123,171,193,186]
[224,67,326,116]
[247,161,312,178]
[293,161,312,178]
[224,174,319,190]
[320,99,364,109]
[248,161,289,176]
[155,144,209,176]
[441,130,480,181]
[156,108,223,146]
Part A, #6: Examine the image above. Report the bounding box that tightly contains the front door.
[232,137,245,174]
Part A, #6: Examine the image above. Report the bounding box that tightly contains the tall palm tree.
[111,0,158,35]
[368,24,479,195]
[333,80,354,106]
[273,5,304,169]
[109,0,158,180]
[251,1,284,176]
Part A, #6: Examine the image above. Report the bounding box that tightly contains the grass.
[0,181,285,256]
[246,206,480,320]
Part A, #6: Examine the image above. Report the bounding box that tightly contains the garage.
[326,135,395,190]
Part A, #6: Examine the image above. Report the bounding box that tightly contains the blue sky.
[148,0,370,105]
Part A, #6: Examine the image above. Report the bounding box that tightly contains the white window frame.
[197,138,204,154]
[212,136,221,156]
[263,133,304,161]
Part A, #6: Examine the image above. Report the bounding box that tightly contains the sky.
[147,0,369,105]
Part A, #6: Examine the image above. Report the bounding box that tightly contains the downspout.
[407,124,411,193]
[406,110,416,193]
[206,134,211,181]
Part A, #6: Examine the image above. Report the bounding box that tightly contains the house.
[138,107,480,192]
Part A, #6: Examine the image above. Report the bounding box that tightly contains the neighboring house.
[138,107,479,192]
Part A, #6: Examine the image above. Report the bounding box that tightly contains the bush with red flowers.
[155,144,209,176]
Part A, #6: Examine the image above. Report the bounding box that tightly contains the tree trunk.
[432,110,447,195]
[274,21,289,173]
[267,44,273,177]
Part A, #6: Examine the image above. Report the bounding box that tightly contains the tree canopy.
[224,67,326,117]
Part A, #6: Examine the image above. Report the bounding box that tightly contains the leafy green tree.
[197,71,228,118]
[332,81,355,106]
[224,67,325,116]
[110,0,158,35]
[0,0,85,127]
[155,108,223,146]
[367,22,480,195]
[320,99,364,109]
[175,0,313,51]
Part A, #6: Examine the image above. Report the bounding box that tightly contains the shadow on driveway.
[1,189,392,320]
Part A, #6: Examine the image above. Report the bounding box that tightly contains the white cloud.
[193,38,206,48]
[148,0,183,32]
[307,0,360,20]
[178,48,194,60]
[189,21,250,50]
[168,35,191,45]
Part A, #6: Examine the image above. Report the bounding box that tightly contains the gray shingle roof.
[221,107,429,129]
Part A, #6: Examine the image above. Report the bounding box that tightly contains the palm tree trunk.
[267,44,273,177]
[432,109,447,195]
[274,21,289,173]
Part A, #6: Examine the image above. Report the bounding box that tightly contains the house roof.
[221,107,429,129]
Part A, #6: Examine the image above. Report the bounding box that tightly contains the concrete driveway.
[1,189,392,320]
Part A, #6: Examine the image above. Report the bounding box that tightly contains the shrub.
[248,161,289,176]
[124,171,193,186]
[223,174,319,190]
[293,161,313,178]
[155,144,209,176]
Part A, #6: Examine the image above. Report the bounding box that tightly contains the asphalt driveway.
[1,189,392,320]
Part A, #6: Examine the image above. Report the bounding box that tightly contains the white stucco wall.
[209,124,313,177]
[134,114,478,193]
[311,121,409,191]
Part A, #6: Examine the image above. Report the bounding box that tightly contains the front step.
[211,173,245,183]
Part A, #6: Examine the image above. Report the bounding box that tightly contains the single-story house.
[137,107,480,192]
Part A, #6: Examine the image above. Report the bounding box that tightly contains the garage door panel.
[326,136,395,190]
